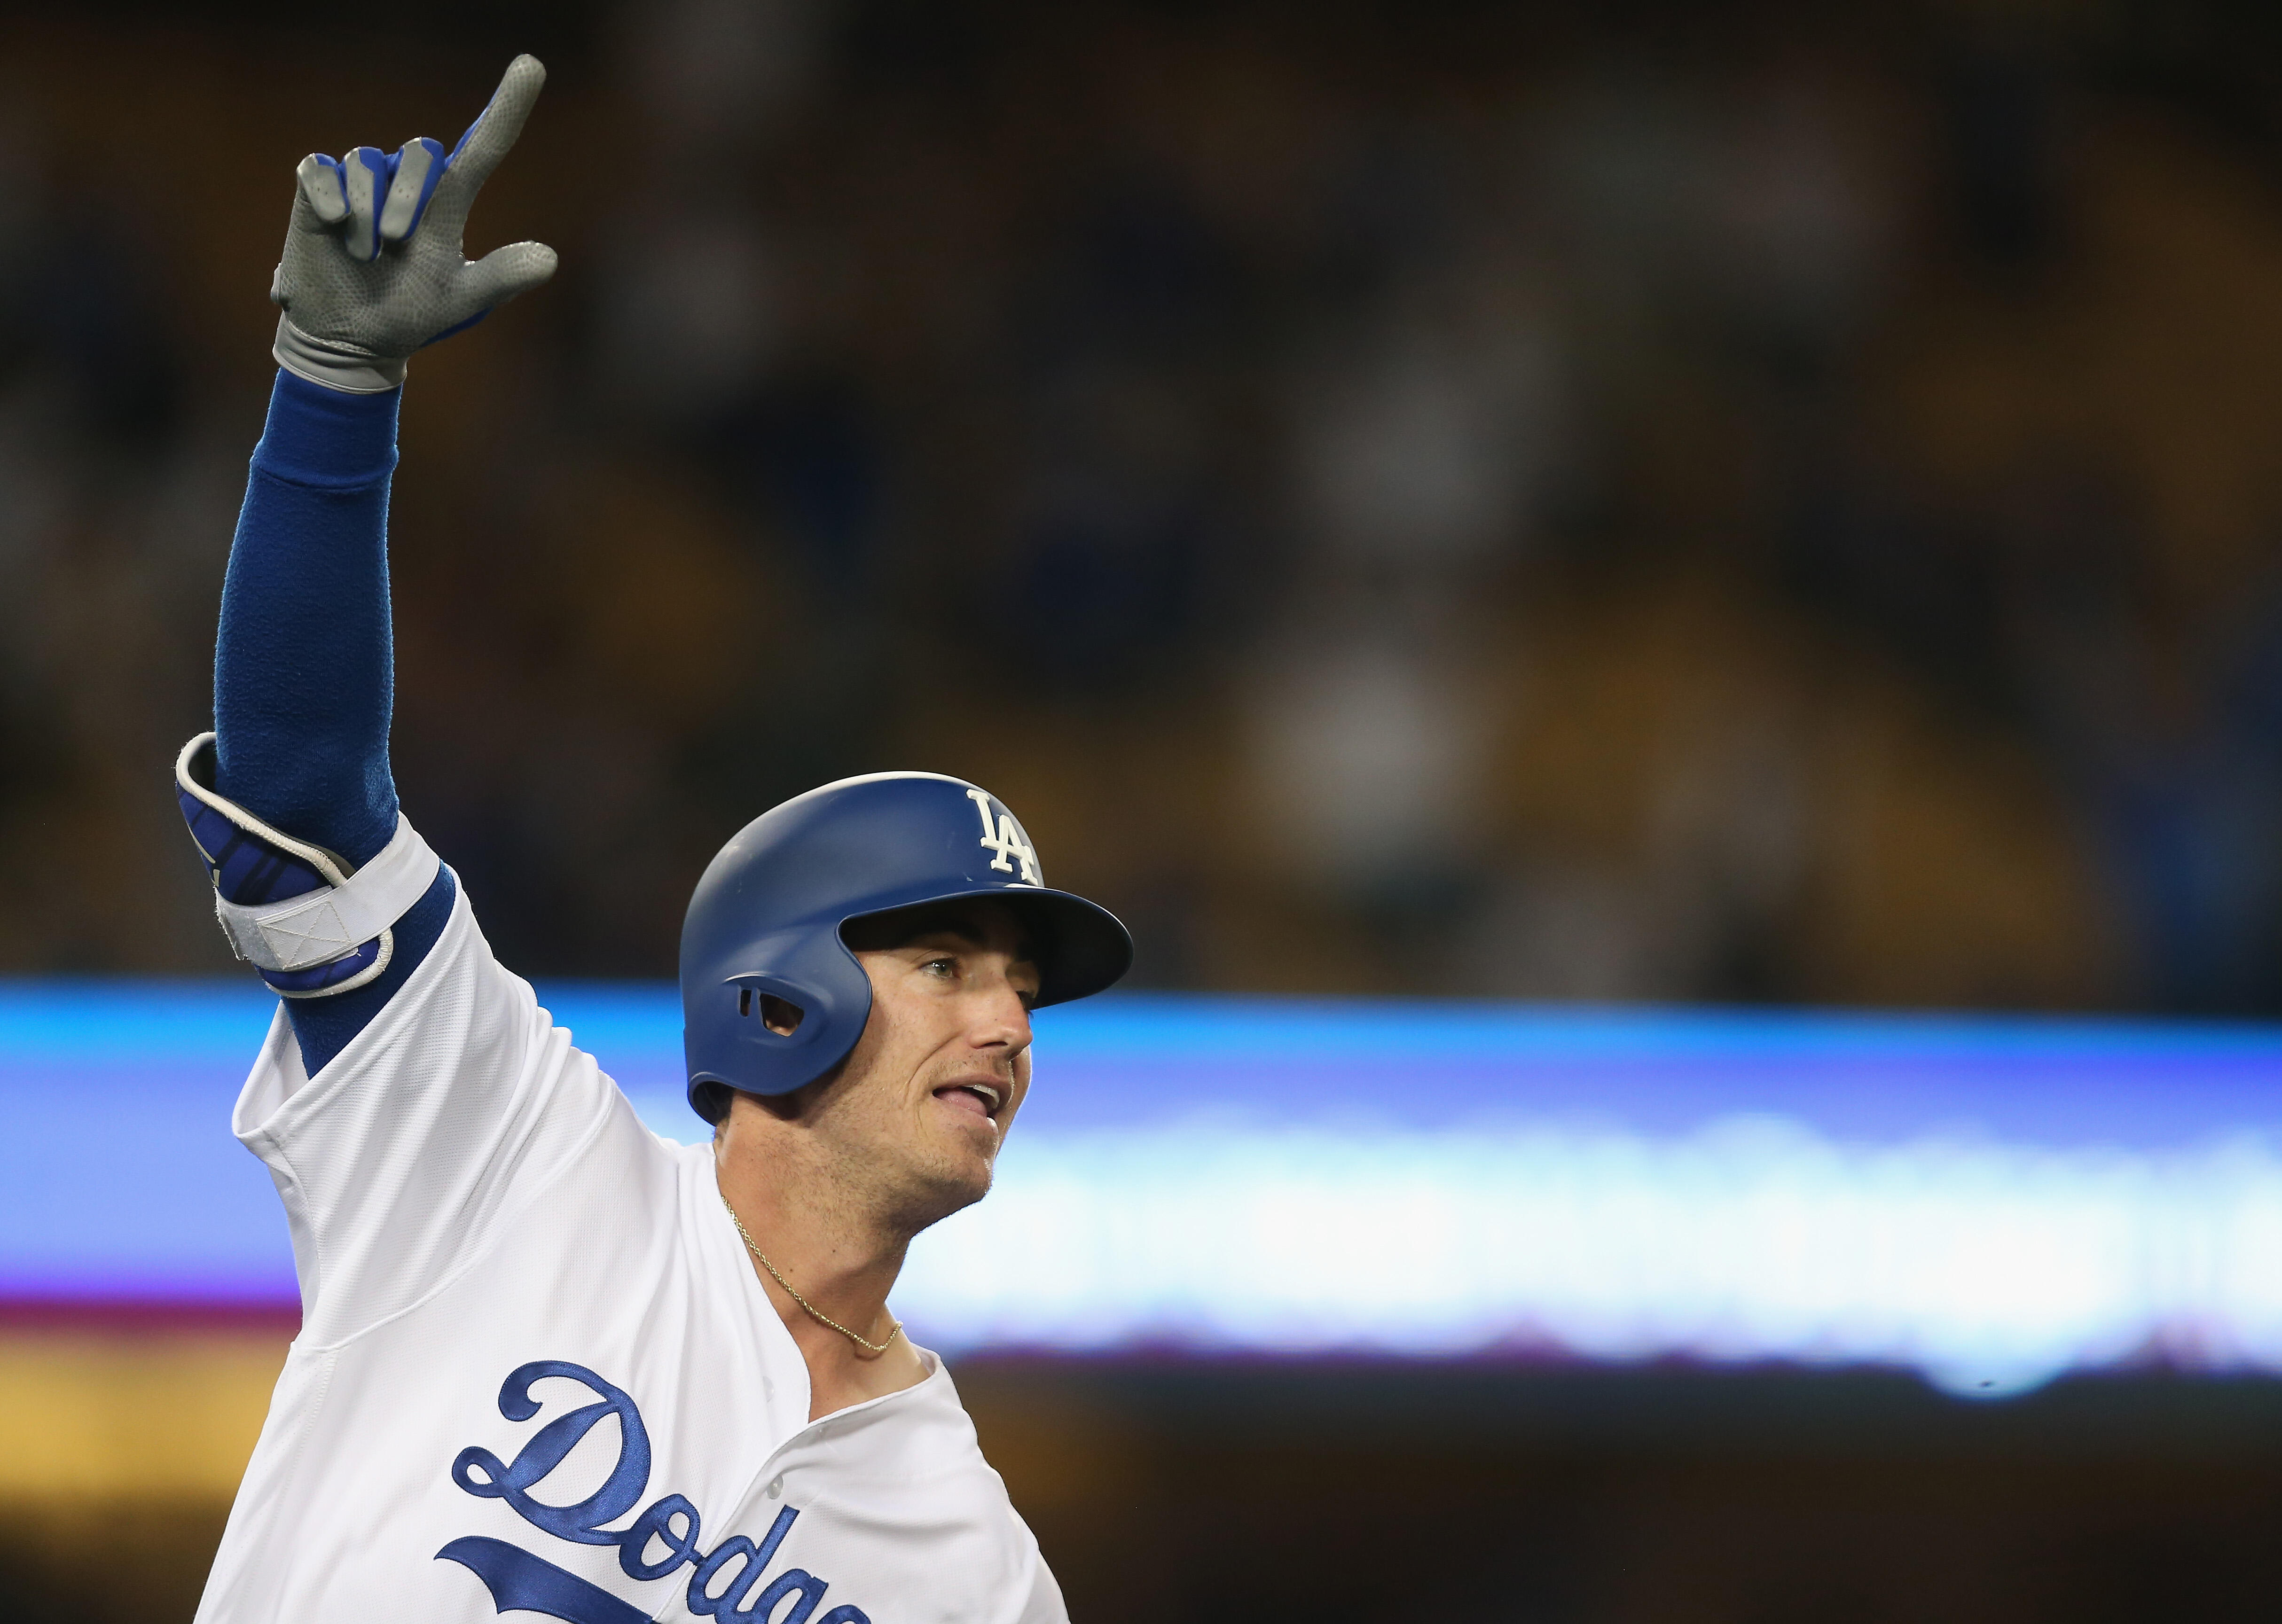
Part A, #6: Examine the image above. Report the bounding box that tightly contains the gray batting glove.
[269,55,558,393]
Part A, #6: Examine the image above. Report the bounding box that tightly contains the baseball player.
[173,56,1132,1623]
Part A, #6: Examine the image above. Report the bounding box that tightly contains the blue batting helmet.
[680,771,1133,1121]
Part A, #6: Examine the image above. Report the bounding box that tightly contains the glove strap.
[175,733,440,997]
[273,316,406,394]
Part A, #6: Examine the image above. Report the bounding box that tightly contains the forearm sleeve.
[211,369,455,1070]
[217,370,402,853]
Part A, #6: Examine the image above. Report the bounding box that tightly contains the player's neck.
[713,1130,931,1418]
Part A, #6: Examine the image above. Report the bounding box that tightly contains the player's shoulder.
[773,1362,1055,1616]
[815,1349,1004,1483]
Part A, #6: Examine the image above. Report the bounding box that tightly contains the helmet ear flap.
[685,923,875,1114]
[685,960,863,1124]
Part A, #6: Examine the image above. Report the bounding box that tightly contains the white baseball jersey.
[194,884,1067,1624]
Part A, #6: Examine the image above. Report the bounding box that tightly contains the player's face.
[828,900,1041,1231]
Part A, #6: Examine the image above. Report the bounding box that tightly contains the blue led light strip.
[6,982,2280,1392]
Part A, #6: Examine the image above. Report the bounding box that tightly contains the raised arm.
[176,57,557,1073]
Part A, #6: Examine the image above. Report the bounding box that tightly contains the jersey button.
[766,1475,784,1499]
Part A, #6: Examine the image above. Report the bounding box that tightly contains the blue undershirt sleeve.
[213,369,456,1072]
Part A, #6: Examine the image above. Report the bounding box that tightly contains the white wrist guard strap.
[174,732,439,993]
[215,812,439,972]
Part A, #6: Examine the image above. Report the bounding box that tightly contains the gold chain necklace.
[720,1195,902,1357]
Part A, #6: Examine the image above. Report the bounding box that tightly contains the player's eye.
[921,955,958,978]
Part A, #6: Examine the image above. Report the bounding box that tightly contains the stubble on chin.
[823,1101,998,1240]
[888,1127,997,1236]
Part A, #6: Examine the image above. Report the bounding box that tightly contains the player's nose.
[967,975,1034,1054]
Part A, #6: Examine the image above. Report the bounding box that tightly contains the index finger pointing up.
[435,54,547,207]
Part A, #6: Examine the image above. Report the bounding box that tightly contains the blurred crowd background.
[13,0,2282,1011]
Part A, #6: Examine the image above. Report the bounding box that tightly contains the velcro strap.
[214,814,439,972]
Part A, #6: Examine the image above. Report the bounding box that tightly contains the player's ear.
[761,994,803,1037]
[735,984,804,1036]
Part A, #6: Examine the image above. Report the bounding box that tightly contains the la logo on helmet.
[966,789,1041,885]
